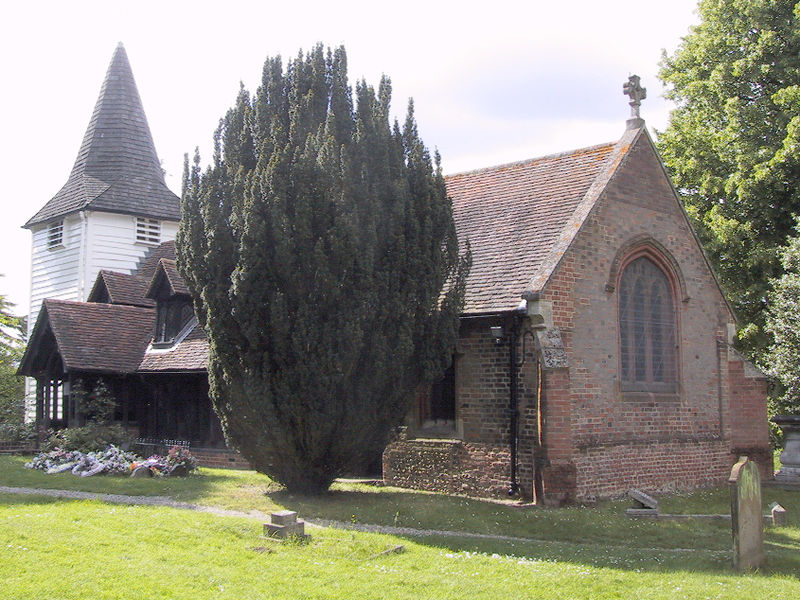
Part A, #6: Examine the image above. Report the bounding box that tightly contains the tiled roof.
[447,142,618,314]
[135,240,177,281]
[88,270,155,308]
[29,299,154,374]
[138,323,208,372]
[146,258,190,298]
[25,43,180,228]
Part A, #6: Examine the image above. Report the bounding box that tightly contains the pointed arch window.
[619,256,678,393]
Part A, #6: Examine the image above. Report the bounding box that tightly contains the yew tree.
[177,46,470,494]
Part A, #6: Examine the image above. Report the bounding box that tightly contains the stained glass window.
[619,256,677,392]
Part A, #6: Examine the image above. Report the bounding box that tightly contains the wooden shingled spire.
[25,43,180,228]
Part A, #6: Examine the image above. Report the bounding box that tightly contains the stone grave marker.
[770,502,787,527]
[626,489,659,517]
[729,456,764,571]
[264,510,309,541]
[773,415,800,485]
[130,465,152,478]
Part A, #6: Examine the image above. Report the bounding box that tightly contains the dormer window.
[145,258,194,349]
[136,217,161,245]
[154,297,194,347]
[47,221,64,249]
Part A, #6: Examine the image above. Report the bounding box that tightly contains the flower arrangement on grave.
[26,444,197,477]
[166,445,198,473]
[25,445,138,476]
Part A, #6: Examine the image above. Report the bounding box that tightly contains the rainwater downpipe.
[716,338,725,438]
[534,357,545,504]
[508,314,520,497]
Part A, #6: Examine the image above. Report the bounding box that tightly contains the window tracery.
[619,255,677,393]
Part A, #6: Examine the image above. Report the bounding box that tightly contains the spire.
[25,44,180,228]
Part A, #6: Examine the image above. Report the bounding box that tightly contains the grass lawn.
[1,456,799,599]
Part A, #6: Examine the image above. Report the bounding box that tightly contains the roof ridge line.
[445,141,617,179]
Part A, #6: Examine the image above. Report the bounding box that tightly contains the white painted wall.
[28,214,82,338]
[27,211,179,336]
[82,211,179,304]
[24,210,179,419]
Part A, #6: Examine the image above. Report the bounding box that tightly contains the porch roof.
[19,299,155,376]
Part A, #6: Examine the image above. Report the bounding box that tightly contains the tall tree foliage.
[177,46,470,494]
[658,0,800,353]
[0,283,25,433]
[764,225,800,417]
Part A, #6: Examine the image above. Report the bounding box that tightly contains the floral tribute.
[25,445,198,477]
[130,446,198,477]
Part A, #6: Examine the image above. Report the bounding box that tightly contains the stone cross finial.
[623,75,646,119]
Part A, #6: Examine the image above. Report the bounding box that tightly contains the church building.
[19,48,771,502]
[383,84,771,503]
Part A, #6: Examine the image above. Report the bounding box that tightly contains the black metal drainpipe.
[508,314,520,496]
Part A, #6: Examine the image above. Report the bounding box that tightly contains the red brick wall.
[539,132,769,501]
[383,318,540,499]
[383,131,770,503]
[190,447,251,470]
[727,358,772,478]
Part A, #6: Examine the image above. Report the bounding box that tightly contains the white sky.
[0,0,700,317]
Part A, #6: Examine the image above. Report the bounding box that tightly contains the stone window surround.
[613,240,683,398]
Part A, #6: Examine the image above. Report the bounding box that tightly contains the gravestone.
[130,465,152,478]
[770,503,787,527]
[773,415,800,484]
[729,456,764,571]
[626,489,659,517]
[264,510,309,540]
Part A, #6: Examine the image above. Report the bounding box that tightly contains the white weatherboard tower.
[23,43,181,415]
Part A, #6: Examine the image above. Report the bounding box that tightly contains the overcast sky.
[0,0,700,316]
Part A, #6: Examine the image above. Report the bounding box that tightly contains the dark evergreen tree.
[658,0,800,354]
[177,45,470,494]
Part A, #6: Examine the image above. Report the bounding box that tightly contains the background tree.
[178,45,470,494]
[0,282,26,439]
[658,0,800,354]
[764,224,800,418]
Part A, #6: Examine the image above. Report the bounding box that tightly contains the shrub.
[0,421,36,442]
[43,423,131,453]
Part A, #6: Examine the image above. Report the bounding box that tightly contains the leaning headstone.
[729,456,764,571]
[629,489,658,509]
[168,464,189,477]
[770,502,787,527]
[626,489,659,517]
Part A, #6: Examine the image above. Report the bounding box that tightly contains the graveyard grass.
[1,456,799,599]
